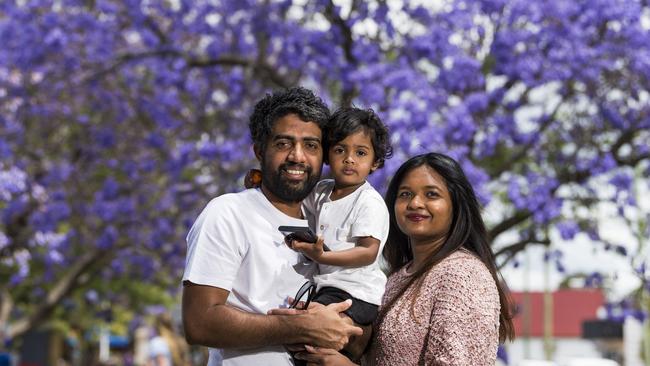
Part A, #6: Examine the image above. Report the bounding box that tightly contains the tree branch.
[0,197,39,261]
[488,210,532,242]
[0,288,13,334]
[81,50,293,88]
[80,49,186,83]
[325,0,358,106]
[495,237,551,270]
[488,126,648,257]
[487,91,567,179]
[7,247,109,339]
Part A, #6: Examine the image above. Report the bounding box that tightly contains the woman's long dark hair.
[381,152,514,342]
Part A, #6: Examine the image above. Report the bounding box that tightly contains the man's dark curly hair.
[325,107,393,169]
[249,87,330,151]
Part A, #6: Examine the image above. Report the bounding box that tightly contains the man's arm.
[182,282,363,350]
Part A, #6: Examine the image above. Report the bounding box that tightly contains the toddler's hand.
[244,169,262,188]
[291,236,325,262]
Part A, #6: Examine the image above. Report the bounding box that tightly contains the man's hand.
[295,345,358,366]
[290,236,325,261]
[268,299,362,350]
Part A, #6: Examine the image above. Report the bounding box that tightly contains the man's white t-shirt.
[183,188,316,366]
[303,180,389,305]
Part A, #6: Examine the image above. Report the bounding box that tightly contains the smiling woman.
[293,152,515,366]
[369,152,515,365]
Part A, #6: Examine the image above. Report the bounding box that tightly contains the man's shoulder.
[204,189,264,215]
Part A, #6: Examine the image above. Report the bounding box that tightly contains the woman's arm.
[423,257,501,365]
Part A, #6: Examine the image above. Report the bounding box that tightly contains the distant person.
[146,333,172,366]
[146,313,189,366]
[182,87,362,366]
[286,152,515,365]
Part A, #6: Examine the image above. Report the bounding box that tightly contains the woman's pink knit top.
[365,249,501,366]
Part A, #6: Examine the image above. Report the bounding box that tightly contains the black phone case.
[277,225,330,250]
[278,226,317,243]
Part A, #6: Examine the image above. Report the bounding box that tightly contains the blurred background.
[0,0,648,365]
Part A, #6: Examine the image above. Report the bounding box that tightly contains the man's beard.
[261,160,321,203]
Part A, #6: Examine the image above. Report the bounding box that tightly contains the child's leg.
[312,287,378,361]
[312,287,379,325]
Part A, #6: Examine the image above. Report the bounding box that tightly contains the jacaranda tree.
[1,0,649,345]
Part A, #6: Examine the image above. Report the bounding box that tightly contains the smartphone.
[277,225,330,251]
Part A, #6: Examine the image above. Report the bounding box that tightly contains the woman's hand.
[295,345,358,366]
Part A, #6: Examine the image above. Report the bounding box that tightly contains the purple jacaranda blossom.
[31,231,67,248]
[198,141,219,160]
[85,289,99,304]
[166,142,195,175]
[479,0,507,13]
[100,177,120,201]
[556,220,580,240]
[43,249,64,265]
[476,132,499,157]
[121,160,139,180]
[586,227,601,241]
[91,200,119,222]
[444,105,476,145]
[146,132,166,150]
[40,163,73,186]
[601,105,628,129]
[439,57,485,93]
[29,201,71,232]
[464,92,489,114]
[609,171,633,193]
[543,249,562,262]
[0,166,27,201]
[0,138,12,159]
[9,250,30,286]
[0,231,9,251]
[507,172,561,223]
[2,194,29,226]
[460,160,491,205]
[97,225,118,249]
[584,272,604,288]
